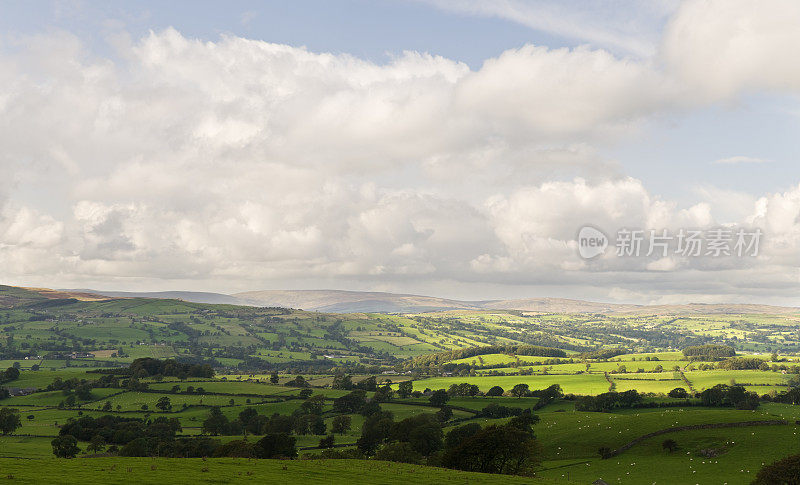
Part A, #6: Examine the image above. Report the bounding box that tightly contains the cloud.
[2,21,800,303]
[713,156,770,165]
[663,0,800,100]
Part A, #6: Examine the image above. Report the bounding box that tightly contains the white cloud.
[663,0,800,100]
[2,20,800,303]
[713,156,770,165]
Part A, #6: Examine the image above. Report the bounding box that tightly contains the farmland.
[2,285,800,483]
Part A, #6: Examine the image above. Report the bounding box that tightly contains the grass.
[535,423,800,484]
[0,458,553,484]
[533,406,784,461]
[409,374,611,395]
[684,370,788,391]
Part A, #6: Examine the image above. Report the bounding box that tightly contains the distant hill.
[482,298,800,315]
[2,285,798,315]
[71,290,243,305]
[0,285,112,307]
[233,290,799,315]
[481,297,642,314]
[233,289,485,313]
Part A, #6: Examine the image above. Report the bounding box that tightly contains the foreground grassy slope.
[0,458,554,484]
[537,423,800,484]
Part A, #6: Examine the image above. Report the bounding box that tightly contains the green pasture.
[409,374,611,395]
[0,458,550,484]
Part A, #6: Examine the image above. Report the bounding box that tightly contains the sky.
[1,0,800,304]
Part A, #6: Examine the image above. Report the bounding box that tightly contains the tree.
[397,381,413,398]
[119,437,149,457]
[0,408,21,435]
[257,433,297,458]
[285,375,308,387]
[444,423,482,449]
[435,406,453,423]
[407,423,443,456]
[511,383,530,398]
[357,413,394,455]
[486,386,504,397]
[298,388,313,399]
[156,396,172,411]
[331,415,351,434]
[753,454,800,484]
[442,424,541,475]
[374,384,394,402]
[87,434,106,454]
[301,395,326,415]
[333,390,367,413]
[202,407,230,435]
[332,374,353,390]
[269,372,279,384]
[662,439,677,453]
[429,389,449,407]
[212,440,258,458]
[3,367,20,382]
[355,376,377,391]
[75,384,92,401]
[311,415,327,435]
[375,442,422,464]
[52,435,80,458]
[318,434,335,449]
[102,401,112,412]
[668,387,688,399]
[238,407,259,426]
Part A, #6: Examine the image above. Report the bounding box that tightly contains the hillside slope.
[234,289,485,313]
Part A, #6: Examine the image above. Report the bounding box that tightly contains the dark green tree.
[156,396,172,411]
[0,408,22,435]
[397,381,413,398]
[87,434,106,454]
[486,386,504,397]
[331,415,351,434]
[318,434,335,449]
[429,389,449,407]
[202,407,230,435]
[257,433,297,458]
[511,383,530,398]
[753,454,800,484]
[51,435,80,458]
[662,439,677,453]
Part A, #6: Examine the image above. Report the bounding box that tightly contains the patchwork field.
[3,286,800,483]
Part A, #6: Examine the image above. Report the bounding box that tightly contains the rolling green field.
[2,363,800,483]
[3,285,800,483]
